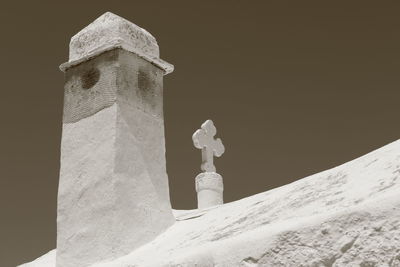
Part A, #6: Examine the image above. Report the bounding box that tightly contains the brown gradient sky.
[1,1,400,266]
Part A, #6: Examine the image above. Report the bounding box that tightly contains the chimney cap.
[60,12,173,74]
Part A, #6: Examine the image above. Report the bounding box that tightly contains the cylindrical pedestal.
[195,172,224,209]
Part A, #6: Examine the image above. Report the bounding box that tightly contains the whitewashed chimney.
[57,12,175,267]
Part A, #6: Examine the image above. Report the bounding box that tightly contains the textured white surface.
[20,139,400,266]
[60,12,173,74]
[57,103,174,267]
[57,48,174,267]
[193,120,225,172]
[56,12,175,266]
[195,172,224,209]
[69,12,159,61]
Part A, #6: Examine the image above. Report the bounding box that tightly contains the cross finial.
[192,120,225,172]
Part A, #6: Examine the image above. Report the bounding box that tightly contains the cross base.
[195,172,224,209]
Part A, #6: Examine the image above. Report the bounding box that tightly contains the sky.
[1,1,400,266]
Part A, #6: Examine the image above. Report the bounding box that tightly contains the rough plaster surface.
[21,140,400,266]
[56,49,174,267]
[195,172,224,209]
[60,12,173,74]
[192,120,225,173]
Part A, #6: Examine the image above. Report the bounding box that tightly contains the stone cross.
[193,120,225,209]
[192,120,225,172]
[57,12,175,267]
